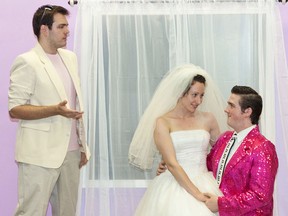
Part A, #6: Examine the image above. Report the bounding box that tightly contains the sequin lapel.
[223,126,260,175]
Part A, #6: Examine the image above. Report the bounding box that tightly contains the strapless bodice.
[170,130,210,175]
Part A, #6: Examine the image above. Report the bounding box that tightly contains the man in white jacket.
[8,5,90,216]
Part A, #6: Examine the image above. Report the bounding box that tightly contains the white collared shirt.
[226,125,256,163]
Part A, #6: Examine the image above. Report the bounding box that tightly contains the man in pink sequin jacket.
[205,85,278,215]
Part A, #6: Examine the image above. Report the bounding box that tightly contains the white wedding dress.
[134,130,222,216]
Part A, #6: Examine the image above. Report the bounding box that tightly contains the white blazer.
[9,43,90,168]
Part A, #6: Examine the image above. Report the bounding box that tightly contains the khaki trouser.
[14,150,81,216]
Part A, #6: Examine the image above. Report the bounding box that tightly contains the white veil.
[128,64,228,170]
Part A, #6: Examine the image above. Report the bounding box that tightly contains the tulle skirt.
[134,170,222,216]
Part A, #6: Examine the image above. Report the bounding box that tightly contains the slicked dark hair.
[32,5,69,39]
[231,85,262,124]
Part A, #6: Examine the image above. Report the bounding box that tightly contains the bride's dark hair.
[182,74,206,96]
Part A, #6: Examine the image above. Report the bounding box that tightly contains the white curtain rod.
[68,0,78,6]
[68,0,288,4]
[68,0,286,6]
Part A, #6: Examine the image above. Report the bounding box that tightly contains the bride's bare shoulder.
[198,111,217,123]
[155,112,174,128]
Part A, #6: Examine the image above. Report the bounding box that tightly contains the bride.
[128,64,228,216]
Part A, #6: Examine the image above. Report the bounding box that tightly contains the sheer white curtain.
[73,0,287,215]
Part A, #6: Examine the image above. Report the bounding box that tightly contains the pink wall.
[0,1,77,215]
[0,1,287,216]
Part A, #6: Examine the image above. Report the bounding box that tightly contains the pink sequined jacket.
[207,126,278,216]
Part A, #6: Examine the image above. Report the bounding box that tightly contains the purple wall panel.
[0,1,77,215]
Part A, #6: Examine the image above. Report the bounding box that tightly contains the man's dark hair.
[32,5,69,39]
[231,85,262,124]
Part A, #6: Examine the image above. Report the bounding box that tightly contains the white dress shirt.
[226,125,256,163]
